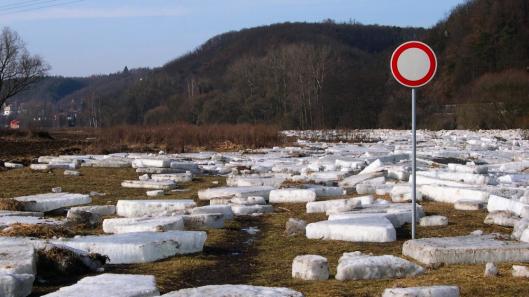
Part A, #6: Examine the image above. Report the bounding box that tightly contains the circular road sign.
[391,41,437,88]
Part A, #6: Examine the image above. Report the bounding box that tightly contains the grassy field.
[0,167,528,296]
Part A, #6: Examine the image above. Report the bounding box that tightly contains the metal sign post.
[390,41,437,239]
[411,88,417,239]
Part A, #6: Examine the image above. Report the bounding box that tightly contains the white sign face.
[391,41,437,88]
[396,48,431,81]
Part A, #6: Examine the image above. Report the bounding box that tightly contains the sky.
[0,0,467,77]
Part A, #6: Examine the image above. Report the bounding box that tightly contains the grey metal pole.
[411,88,417,239]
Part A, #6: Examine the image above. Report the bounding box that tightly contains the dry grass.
[0,223,74,239]
[90,124,285,154]
[0,129,53,140]
[1,167,528,296]
[0,199,26,211]
[37,246,108,276]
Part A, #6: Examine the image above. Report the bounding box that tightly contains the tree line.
[5,0,529,130]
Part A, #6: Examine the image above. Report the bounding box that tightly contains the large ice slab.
[151,173,193,183]
[161,285,304,297]
[13,193,91,212]
[328,203,425,228]
[417,170,490,185]
[0,242,36,297]
[269,189,316,203]
[0,211,43,217]
[338,172,385,189]
[42,273,160,297]
[420,185,489,204]
[132,158,171,168]
[487,195,529,218]
[306,197,364,214]
[121,180,177,190]
[0,244,36,275]
[103,217,185,234]
[198,186,274,201]
[0,273,34,297]
[182,214,225,229]
[335,251,424,280]
[382,286,460,297]
[0,216,62,228]
[68,205,116,217]
[403,235,529,265]
[53,231,206,264]
[226,175,286,188]
[231,204,273,216]
[190,205,234,220]
[306,217,396,243]
[116,200,196,217]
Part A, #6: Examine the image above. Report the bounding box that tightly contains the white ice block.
[448,163,488,174]
[161,285,303,297]
[414,175,475,188]
[306,217,396,243]
[13,193,91,212]
[0,273,34,297]
[359,159,383,175]
[182,214,225,229]
[269,189,317,203]
[0,244,36,275]
[4,162,23,169]
[419,215,448,227]
[42,273,159,297]
[198,186,274,201]
[132,158,171,168]
[146,190,165,197]
[116,200,196,218]
[417,170,490,185]
[53,231,207,264]
[487,195,529,218]
[231,204,273,216]
[0,216,62,228]
[382,286,460,297]
[335,251,424,280]
[68,205,116,217]
[230,196,266,205]
[304,185,345,197]
[292,255,329,280]
[420,185,489,204]
[103,217,185,234]
[226,175,285,188]
[338,172,385,189]
[191,205,234,220]
[151,172,193,183]
[121,180,177,190]
[306,197,364,214]
[390,185,423,203]
[403,235,529,265]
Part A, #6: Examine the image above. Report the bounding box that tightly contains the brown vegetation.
[91,123,285,153]
[0,223,74,239]
[37,246,108,276]
[0,198,26,211]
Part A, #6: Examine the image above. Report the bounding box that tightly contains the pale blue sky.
[0,0,467,77]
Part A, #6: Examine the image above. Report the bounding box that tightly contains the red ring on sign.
[390,41,437,88]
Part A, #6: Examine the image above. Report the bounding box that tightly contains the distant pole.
[411,88,417,239]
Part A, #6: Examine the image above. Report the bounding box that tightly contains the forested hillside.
[9,0,529,130]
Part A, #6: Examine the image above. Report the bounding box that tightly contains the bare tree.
[0,27,49,107]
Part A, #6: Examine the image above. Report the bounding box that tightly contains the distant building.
[2,104,12,116]
[9,119,20,129]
